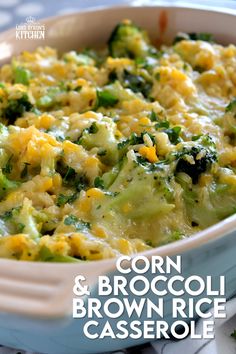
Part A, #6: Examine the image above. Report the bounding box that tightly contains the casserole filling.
[0,20,235,261]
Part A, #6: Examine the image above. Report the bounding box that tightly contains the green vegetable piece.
[192,134,202,141]
[173,32,190,44]
[173,32,214,44]
[154,119,182,144]
[4,94,33,124]
[60,165,89,192]
[145,240,154,247]
[81,48,106,66]
[94,176,105,189]
[175,135,217,183]
[74,86,82,92]
[31,107,41,115]
[37,95,53,109]
[18,223,25,233]
[170,230,183,241]
[57,193,77,206]
[88,122,98,134]
[155,120,170,129]
[135,56,159,70]
[0,170,19,199]
[63,51,94,66]
[14,66,32,85]
[64,214,78,225]
[64,215,91,231]
[97,148,107,156]
[108,20,157,59]
[117,132,155,152]
[177,173,236,229]
[188,32,214,42]
[108,70,118,83]
[102,157,174,219]
[165,126,182,144]
[75,175,88,192]
[226,98,236,113]
[95,89,119,109]
[150,111,158,122]
[2,155,13,174]
[2,209,14,220]
[102,163,121,188]
[38,246,82,263]
[63,166,76,182]
[55,136,64,142]
[122,70,152,98]
[117,139,130,150]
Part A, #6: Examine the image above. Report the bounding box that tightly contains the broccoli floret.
[94,176,105,189]
[173,32,214,44]
[56,164,89,191]
[177,173,236,228]
[118,131,155,151]
[56,193,77,207]
[36,87,61,110]
[38,246,82,263]
[13,198,40,239]
[81,48,106,67]
[108,20,157,58]
[78,118,119,165]
[175,135,217,183]
[64,215,91,232]
[14,66,32,85]
[96,155,175,221]
[155,119,182,145]
[226,98,236,113]
[223,99,236,138]
[2,155,13,174]
[122,69,152,98]
[214,99,236,140]
[4,94,33,124]
[0,170,19,199]
[63,51,95,66]
[95,89,119,109]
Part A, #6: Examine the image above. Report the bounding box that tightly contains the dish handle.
[0,258,115,318]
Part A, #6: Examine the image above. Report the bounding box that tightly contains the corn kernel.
[39,114,56,129]
[52,173,62,189]
[220,174,236,186]
[118,238,131,254]
[86,188,104,199]
[139,146,158,163]
[84,156,99,168]
[139,117,151,126]
[92,225,107,239]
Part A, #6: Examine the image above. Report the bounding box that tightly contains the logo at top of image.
[16,16,45,40]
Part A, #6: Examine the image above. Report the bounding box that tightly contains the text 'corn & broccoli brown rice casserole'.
[0,20,235,262]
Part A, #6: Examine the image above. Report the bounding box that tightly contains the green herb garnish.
[2,155,13,174]
[20,162,30,179]
[57,193,77,206]
[64,215,91,231]
[95,89,119,109]
[226,99,236,113]
[94,176,105,189]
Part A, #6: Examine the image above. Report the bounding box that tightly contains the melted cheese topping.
[0,23,235,262]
